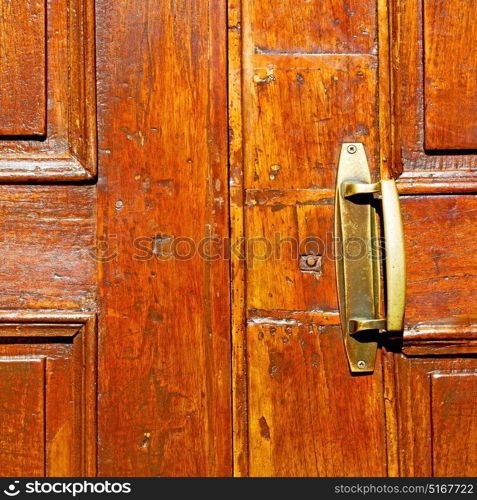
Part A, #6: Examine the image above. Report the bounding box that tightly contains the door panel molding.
[0,312,96,477]
[0,0,96,181]
[390,0,477,189]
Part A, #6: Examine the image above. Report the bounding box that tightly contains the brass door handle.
[335,143,406,373]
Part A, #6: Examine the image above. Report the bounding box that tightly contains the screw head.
[357,360,366,369]
[306,256,317,267]
[347,144,358,154]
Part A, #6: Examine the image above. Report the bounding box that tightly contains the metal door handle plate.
[334,143,406,373]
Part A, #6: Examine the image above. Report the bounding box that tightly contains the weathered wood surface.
[0,0,46,136]
[96,0,231,476]
[391,0,477,186]
[231,0,386,477]
[393,356,477,477]
[0,0,96,180]
[0,317,96,477]
[423,0,477,150]
[0,0,476,479]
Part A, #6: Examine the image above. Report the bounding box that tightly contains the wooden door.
[0,0,230,477]
[0,0,476,478]
[230,0,477,477]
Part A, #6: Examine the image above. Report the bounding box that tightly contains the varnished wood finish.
[232,0,477,477]
[391,0,477,187]
[246,202,337,312]
[0,0,96,180]
[245,0,376,54]
[385,0,477,478]
[0,314,96,477]
[228,0,249,476]
[0,186,96,311]
[0,359,46,476]
[0,0,46,136]
[244,55,379,189]
[402,195,477,324]
[394,356,477,477]
[430,373,477,476]
[423,0,477,150]
[247,324,386,476]
[1,0,476,479]
[96,0,231,476]
[231,0,386,477]
[0,0,98,477]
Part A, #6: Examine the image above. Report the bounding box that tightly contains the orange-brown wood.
[230,0,388,478]
[402,195,477,325]
[244,0,376,54]
[0,0,96,180]
[244,55,378,190]
[385,0,477,477]
[96,0,231,476]
[228,0,249,476]
[391,0,477,187]
[247,324,386,476]
[0,186,96,311]
[431,373,477,476]
[0,0,477,479]
[246,202,337,312]
[0,0,97,477]
[0,359,45,476]
[394,356,477,477]
[423,0,477,150]
[0,315,96,477]
[0,0,46,136]
[233,0,477,478]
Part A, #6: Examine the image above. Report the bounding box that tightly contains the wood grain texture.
[0,315,96,477]
[423,0,477,150]
[403,325,477,356]
[402,195,477,325]
[247,324,386,476]
[431,372,477,476]
[96,0,231,476]
[0,0,96,180]
[244,55,379,189]
[1,0,475,479]
[390,0,477,184]
[0,0,46,135]
[394,356,477,477]
[228,0,248,477]
[246,203,337,312]
[232,0,385,477]
[0,186,96,311]
[0,359,45,476]
[243,0,376,54]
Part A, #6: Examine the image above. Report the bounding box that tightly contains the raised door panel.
[0,0,46,136]
[423,0,477,150]
[430,372,477,476]
[231,0,385,477]
[391,0,477,189]
[0,185,96,311]
[402,195,477,327]
[0,316,96,477]
[393,356,477,477]
[0,358,46,476]
[0,0,96,180]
